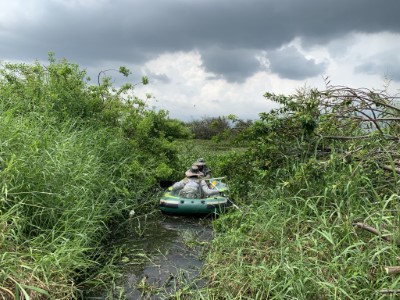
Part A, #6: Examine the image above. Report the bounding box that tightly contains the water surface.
[94,214,213,299]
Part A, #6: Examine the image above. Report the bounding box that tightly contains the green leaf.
[118,66,131,77]
[20,284,50,297]
[142,76,149,85]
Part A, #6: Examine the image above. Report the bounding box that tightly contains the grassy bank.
[203,155,400,299]
[3,55,399,299]
[196,87,400,299]
[0,57,189,298]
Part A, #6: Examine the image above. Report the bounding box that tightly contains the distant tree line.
[185,115,253,141]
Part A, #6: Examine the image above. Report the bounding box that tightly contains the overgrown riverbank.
[0,56,190,298]
[2,55,400,299]
[198,86,400,299]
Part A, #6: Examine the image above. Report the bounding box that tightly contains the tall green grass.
[194,86,400,299]
[199,148,400,299]
[0,57,184,298]
[0,115,125,298]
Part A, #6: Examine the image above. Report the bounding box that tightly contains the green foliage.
[0,55,182,298]
[118,66,131,77]
[141,76,149,85]
[4,53,400,299]
[200,85,400,299]
[186,116,252,142]
[221,86,400,199]
[205,181,400,299]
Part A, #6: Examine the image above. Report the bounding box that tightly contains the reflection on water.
[89,214,213,299]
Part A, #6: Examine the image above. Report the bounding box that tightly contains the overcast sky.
[1,0,400,121]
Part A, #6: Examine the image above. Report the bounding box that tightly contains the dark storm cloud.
[144,71,171,84]
[1,0,400,81]
[200,48,262,82]
[267,46,328,80]
[354,50,400,81]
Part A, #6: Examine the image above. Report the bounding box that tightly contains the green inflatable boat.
[159,178,231,215]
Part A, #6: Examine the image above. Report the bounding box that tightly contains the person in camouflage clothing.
[193,158,212,178]
[171,165,219,199]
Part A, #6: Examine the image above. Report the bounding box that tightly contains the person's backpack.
[178,180,201,199]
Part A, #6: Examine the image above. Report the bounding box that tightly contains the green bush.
[201,86,400,299]
[0,55,183,298]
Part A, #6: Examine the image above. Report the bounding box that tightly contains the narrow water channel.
[87,214,213,299]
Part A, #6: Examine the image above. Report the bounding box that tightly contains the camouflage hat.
[185,165,204,177]
[193,158,206,166]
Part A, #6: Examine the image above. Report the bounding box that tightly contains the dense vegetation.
[199,84,400,299]
[3,53,400,299]
[185,115,253,141]
[0,55,191,298]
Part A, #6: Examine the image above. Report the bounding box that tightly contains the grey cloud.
[1,0,400,80]
[201,48,262,82]
[267,46,328,80]
[354,51,400,81]
[145,71,171,84]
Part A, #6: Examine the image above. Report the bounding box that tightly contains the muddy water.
[89,214,213,299]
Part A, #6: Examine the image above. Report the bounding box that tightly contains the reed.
[196,144,400,299]
[0,58,183,298]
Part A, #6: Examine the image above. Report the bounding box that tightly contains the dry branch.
[319,135,373,140]
[385,266,400,275]
[379,289,400,294]
[382,165,400,175]
[353,222,400,247]
[316,86,400,141]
